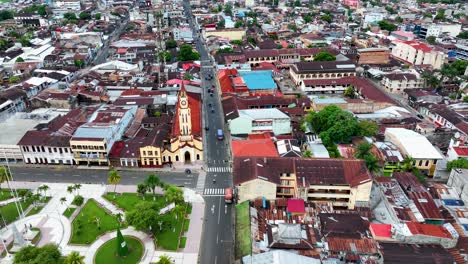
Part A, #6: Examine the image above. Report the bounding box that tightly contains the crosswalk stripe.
[203,188,226,196]
[206,167,232,172]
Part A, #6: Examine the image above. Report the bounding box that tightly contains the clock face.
[181,100,187,106]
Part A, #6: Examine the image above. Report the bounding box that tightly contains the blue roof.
[239,70,277,90]
[442,199,465,206]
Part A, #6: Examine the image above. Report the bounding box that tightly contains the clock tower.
[177,83,192,138]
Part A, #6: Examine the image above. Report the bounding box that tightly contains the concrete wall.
[238,179,277,203]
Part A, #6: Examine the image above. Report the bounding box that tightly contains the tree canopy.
[177,44,200,61]
[446,158,468,171]
[378,20,397,32]
[313,50,336,61]
[0,10,14,21]
[126,201,175,234]
[79,12,91,20]
[14,244,62,264]
[165,39,177,49]
[458,31,468,39]
[303,106,378,158]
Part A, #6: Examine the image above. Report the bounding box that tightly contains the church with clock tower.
[163,83,203,164]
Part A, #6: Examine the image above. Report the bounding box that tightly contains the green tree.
[165,39,177,49]
[446,158,468,171]
[447,60,468,76]
[395,16,403,23]
[8,76,20,83]
[356,142,372,159]
[63,12,77,20]
[463,96,468,103]
[137,183,147,199]
[157,255,174,264]
[79,12,91,20]
[320,14,332,23]
[302,149,312,158]
[177,44,200,61]
[74,59,85,68]
[13,244,62,264]
[356,121,378,137]
[217,20,225,29]
[224,4,233,16]
[108,169,122,197]
[231,40,242,45]
[303,14,312,23]
[458,31,468,39]
[158,51,171,62]
[0,10,14,21]
[344,85,356,98]
[164,185,184,204]
[426,36,436,44]
[363,154,381,174]
[145,174,160,199]
[126,202,173,234]
[400,156,415,172]
[234,20,244,28]
[378,20,397,32]
[15,57,25,63]
[65,251,85,264]
[435,8,445,20]
[313,50,336,61]
[95,13,101,20]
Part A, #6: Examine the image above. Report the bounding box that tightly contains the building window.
[425,160,429,166]
[148,151,153,156]
[143,151,146,156]
[196,154,200,160]
[175,155,179,162]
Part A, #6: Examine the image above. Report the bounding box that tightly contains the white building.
[245,0,254,7]
[0,109,65,163]
[447,169,468,205]
[423,23,462,38]
[385,128,443,176]
[228,108,291,136]
[53,0,81,11]
[391,40,446,69]
[381,73,424,94]
[363,13,384,28]
[173,27,193,42]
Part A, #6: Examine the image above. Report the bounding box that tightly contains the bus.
[225,187,233,203]
[217,129,224,140]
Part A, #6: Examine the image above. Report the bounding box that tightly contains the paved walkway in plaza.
[0,182,205,264]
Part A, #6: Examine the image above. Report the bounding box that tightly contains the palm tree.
[302,150,312,158]
[145,174,160,200]
[73,184,82,195]
[60,197,67,205]
[65,251,85,264]
[116,212,123,226]
[67,185,75,196]
[38,185,49,200]
[137,183,147,200]
[108,170,121,198]
[156,255,174,264]
[400,156,415,172]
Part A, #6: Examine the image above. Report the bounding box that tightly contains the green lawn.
[70,199,120,244]
[179,237,187,249]
[235,201,251,258]
[26,205,44,217]
[94,236,143,264]
[63,207,76,218]
[0,190,13,201]
[155,212,184,250]
[103,193,167,212]
[187,204,192,214]
[0,199,33,224]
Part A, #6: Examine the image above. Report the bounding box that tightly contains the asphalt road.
[9,167,198,188]
[184,2,235,264]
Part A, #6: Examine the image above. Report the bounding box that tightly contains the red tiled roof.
[287,199,305,213]
[406,222,453,239]
[232,138,279,157]
[172,83,202,137]
[218,69,236,94]
[453,146,468,157]
[405,40,432,53]
[370,223,392,238]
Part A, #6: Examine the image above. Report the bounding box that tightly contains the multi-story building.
[18,106,99,165]
[52,0,82,11]
[228,108,291,136]
[385,128,443,176]
[381,73,424,94]
[173,27,193,42]
[447,168,468,205]
[454,44,468,61]
[289,61,357,86]
[0,88,28,122]
[70,105,137,166]
[233,157,372,209]
[357,48,390,65]
[391,40,446,69]
[419,23,462,39]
